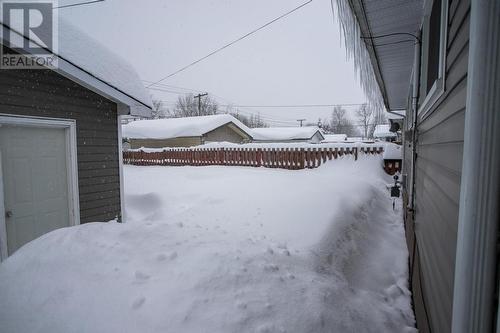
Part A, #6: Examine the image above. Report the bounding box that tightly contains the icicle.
[333,0,386,120]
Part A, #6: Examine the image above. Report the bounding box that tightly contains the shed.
[251,126,324,143]
[0,19,151,259]
[122,114,253,148]
[373,124,397,142]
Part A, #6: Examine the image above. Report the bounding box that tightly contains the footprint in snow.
[132,296,146,309]
[169,252,178,260]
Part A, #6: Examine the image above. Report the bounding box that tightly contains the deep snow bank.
[0,156,415,332]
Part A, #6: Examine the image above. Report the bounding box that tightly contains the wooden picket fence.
[123,146,384,170]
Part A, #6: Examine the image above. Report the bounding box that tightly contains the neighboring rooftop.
[373,124,397,138]
[122,114,252,140]
[252,126,324,141]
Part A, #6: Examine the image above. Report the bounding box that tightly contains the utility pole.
[297,119,306,127]
[194,93,208,116]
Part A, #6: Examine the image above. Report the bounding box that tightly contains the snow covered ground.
[0,155,415,333]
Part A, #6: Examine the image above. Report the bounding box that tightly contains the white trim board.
[117,115,126,223]
[0,152,7,261]
[0,115,80,260]
[418,0,448,119]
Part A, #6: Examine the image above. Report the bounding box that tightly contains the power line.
[214,103,366,108]
[54,0,104,9]
[146,83,366,124]
[297,119,306,127]
[146,0,313,87]
[146,85,298,122]
[142,80,204,94]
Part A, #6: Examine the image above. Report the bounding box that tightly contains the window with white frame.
[418,0,448,116]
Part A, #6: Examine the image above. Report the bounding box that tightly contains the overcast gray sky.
[62,0,366,126]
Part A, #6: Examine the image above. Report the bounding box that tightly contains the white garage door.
[0,125,71,255]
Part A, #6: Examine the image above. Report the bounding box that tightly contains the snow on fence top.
[1,18,151,108]
[122,114,253,140]
[130,141,385,152]
[373,124,397,138]
[251,126,323,141]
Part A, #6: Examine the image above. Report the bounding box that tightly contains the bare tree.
[356,103,374,139]
[229,109,268,128]
[151,98,167,119]
[170,93,219,118]
[318,117,332,133]
[330,106,358,136]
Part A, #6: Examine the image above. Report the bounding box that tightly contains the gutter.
[410,32,421,217]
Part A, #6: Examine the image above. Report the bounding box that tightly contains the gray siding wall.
[203,123,250,144]
[413,1,470,332]
[0,68,121,223]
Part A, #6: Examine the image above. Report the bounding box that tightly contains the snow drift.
[0,156,415,332]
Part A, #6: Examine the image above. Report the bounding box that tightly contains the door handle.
[5,210,12,218]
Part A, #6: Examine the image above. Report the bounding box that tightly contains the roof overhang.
[338,0,424,111]
[0,23,151,118]
[55,56,151,117]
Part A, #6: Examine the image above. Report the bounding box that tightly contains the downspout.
[410,33,421,215]
[452,1,500,332]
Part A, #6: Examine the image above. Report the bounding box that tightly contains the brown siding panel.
[0,68,121,223]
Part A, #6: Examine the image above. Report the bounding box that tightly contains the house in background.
[122,114,253,148]
[373,124,397,142]
[337,0,499,332]
[0,20,151,260]
[251,126,324,144]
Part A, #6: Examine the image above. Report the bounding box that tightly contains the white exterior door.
[0,125,70,255]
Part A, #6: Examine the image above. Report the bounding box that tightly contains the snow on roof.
[1,19,151,109]
[122,114,252,140]
[252,126,324,141]
[322,134,347,142]
[386,112,404,120]
[383,143,402,160]
[373,124,397,138]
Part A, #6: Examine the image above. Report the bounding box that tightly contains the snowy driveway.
[0,156,415,332]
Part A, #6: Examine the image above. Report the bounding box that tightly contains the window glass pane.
[427,0,442,93]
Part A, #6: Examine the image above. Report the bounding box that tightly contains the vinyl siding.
[0,68,121,224]
[203,123,251,143]
[413,1,470,332]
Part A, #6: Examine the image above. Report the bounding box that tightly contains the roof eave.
[55,57,152,117]
[0,23,152,118]
[344,0,391,111]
